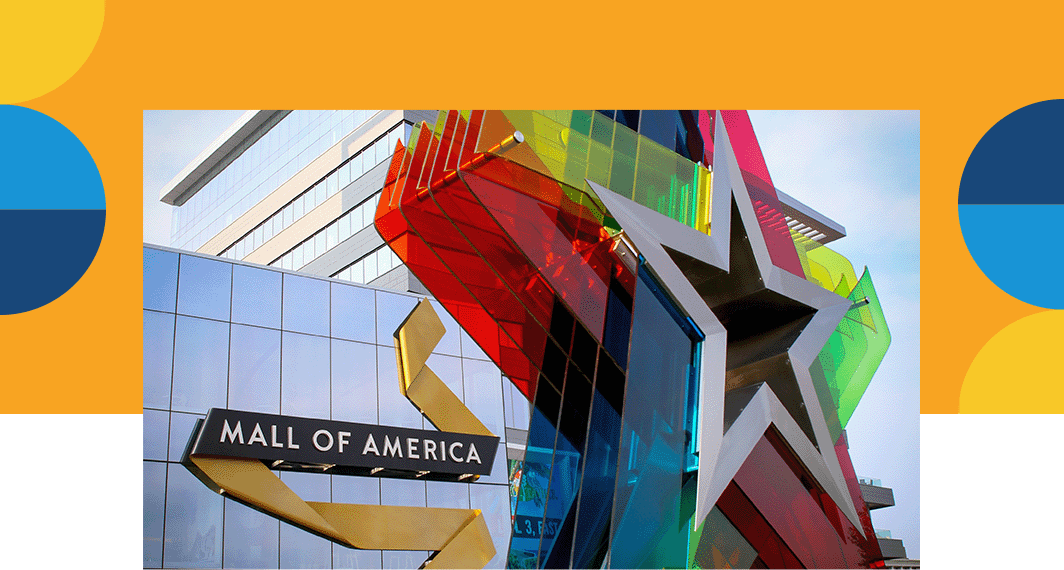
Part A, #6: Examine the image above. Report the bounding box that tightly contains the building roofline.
[159,110,291,206]
[775,187,847,244]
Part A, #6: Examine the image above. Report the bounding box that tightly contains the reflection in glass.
[229,324,281,414]
[164,465,222,568]
[144,248,179,313]
[143,408,169,461]
[144,310,175,410]
[281,332,330,418]
[426,480,470,509]
[232,264,281,329]
[331,339,377,424]
[462,359,505,440]
[144,461,166,568]
[470,483,512,569]
[331,283,375,343]
[282,274,329,336]
[223,500,279,569]
[168,411,204,462]
[177,254,232,321]
[172,316,229,413]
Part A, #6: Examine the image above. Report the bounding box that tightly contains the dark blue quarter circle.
[0,210,106,315]
[959,99,1064,205]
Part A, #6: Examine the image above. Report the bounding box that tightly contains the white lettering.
[449,441,464,463]
[288,426,299,449]
[338,431,351,453]
[270,425,283,448]
[362,434,380,456]
[221,420,244,444]
[248,423,268,447]
[313,429,334,451]
[466,443,481,464]
[407,437,420,459]
[423,439,438,461]
[384,436,403,458]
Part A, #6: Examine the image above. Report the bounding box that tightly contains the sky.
[143,110,920,558]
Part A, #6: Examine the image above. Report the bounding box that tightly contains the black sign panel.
[186,408,499,477]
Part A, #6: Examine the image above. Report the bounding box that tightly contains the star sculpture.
[589,111,864,534]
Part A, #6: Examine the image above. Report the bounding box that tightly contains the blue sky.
[143,110,920,558]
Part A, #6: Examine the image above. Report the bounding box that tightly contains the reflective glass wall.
[144,246,512,569]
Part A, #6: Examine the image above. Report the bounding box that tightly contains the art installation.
[373,110,891,568]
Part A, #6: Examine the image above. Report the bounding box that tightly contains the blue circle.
[0,105,106,315]
[959,100,1064,309]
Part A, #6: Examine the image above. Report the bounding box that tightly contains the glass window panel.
[381,478,425,507]
[339,161,351,188]
[364,251,378,282]
[425,353,463,410]
[231,264,282,329]
[281,332,330,418]
[339,211,351,241]
[469,483,512,569]
[426,481,470,510]
[425,300,460,357]
[375,291,418,346]
[377,345,423,430]
[168,411,205,462]
[331,283,375,343]
[327,223,338,251]
[374,138,387,165]
[327,172,338,196]
[176,255,232,321]
[284,204,294,227]
[144,248,178,313]
[144,461,166,568]
[144,310,175,410]
[376,247,390,275]
[362,199,374,228]
[383,551,426,570]
[144,408,169,461]
[171,316,229,413]
[314,232,326,259]
[164,464,223,568]
[223,500,279,569]
[294,245,304,269]
[462,359,505,441]
[304,237,315,262]
[314,182,326,206]
[351,260,364,284]
[460,330,490,361]
[330,474,383,570]
[279,472,331,569]
[282,274,329,336]
[331,339,377,424]
[351,153,363,180]
[294,195,305,219]
[228,324,281,414]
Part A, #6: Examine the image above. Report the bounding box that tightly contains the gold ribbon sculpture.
[185,299,497,569]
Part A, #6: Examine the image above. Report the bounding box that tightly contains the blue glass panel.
[569,388,623,569]
[606,266,700,568]
[282,274,329,336]
[223,500,279,569]
[164,464,223,568]
[381,478,426,507]
[331,339,378,424]
[171,315,229,413]
[376,345,423,430]
[281,332,330,418]
[231,264,281,329]
[144,461,166,568]
[144,408,169,461]
[144,248,178,313]
[331,282,375,343]
[228,324,281,414]
[374,291,418,346]
[477,442,509,486]
[470,483,512,570]
[177,254,232,321]
[278,472,331,569]
[507,406,558,568]
[144,310,175,410]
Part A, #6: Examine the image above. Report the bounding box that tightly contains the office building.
[146,110,899,568]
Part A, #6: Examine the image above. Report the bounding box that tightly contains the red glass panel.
[716,481,804,569]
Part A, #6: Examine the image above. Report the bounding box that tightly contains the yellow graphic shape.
[395,299,494,437]
[186,455,495,569]
[960,310,1064,413]
[1,2,105,102]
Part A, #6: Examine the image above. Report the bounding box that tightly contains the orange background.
[2,1,1059,412]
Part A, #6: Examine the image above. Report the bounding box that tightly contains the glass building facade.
[144,246,516,569]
